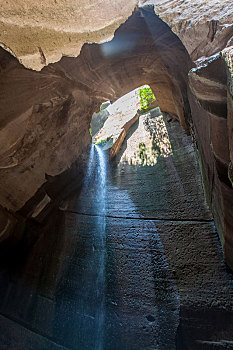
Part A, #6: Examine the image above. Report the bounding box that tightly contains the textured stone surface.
[141,0,233,63]
[0,206,24,244]
[93,88,151,157]
[0,4,232,348]
[224,47,233,184]
[109,113,211,220]
[93,88,140,146]
[90,109,110,139]
[0,83,91,211]
[0,111,232,349]
[0,0,137,70]
[188,50,233,269]
[0,7,192,218]
[1,1,232,70]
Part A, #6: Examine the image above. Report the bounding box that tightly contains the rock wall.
[0,6,193,239]
[1,112,233,350]
[188,48,233,269]
[0,0,232,268]
[1,1,232,71]
[141,0,233,63]
[0,0,138,70]
[137,1,233,269]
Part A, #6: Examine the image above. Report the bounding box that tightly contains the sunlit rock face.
[0,0,138,70]
[92,87,159,158]
[188,47,233,269]
[0,7,192,219]
[137,0,233,268]
[0,0,232,269]
[1,0,232,70]
[117,111,172,166]
[141,0,233,63]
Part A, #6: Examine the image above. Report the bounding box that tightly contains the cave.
[0,2,233,349]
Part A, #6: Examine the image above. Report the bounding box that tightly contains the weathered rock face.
[0,0,138,70]
[141,0,233,63]
[0,47,98,214]
[225,48,233,183]
[135,2,233,269]
[1,1,232,71]
[0,0,232,269]
[0,2,233,348]
[1,111,232,349]
[0,7,192,219]
[188,47,233,269]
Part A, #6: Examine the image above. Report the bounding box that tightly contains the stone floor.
[0,112,233,349]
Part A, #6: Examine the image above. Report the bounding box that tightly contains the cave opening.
[89,85,161,153]
[0,2,232,349]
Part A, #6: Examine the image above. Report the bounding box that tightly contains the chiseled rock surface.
[188,49,233,269]
[94,88,140,145]
[224,47,233,182]
[0,112,232,349]
[0,48,94,212]
[0,0,137,70]
[0,8,192,217]
[112,111,233,348]
[141,0,233,62]
[0,0,232,272]
[1,0,232,70]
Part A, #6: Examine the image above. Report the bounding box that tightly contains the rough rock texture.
[224,47,233,184]
[93,88,140,146]
[94,88,159,159]
[112,112,233,348]
[0,0,137,70]
[90,108,110,138]
[93,87,147,157]
[0,0,232,273]
[188,48,233,269]
[1,1,232,70]
[0,7,192,239]
[141,0,233,63]
[0,112,232,349]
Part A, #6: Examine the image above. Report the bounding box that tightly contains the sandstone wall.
[0,1,233,269]
[188,48,233,269]
[141,0,233,63]
[0,8,192,220]
[0,0,138,70]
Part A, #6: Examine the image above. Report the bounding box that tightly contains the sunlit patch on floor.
[117,112,173,166]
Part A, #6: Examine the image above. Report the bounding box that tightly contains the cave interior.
[0,3,233,350]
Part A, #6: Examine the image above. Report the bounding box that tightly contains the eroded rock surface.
[0,112,232,349]
[1,1,232,271]
[188,48,233,269]
[1,1,232,70]
[0,0,138,70]
[0,7,192,224]
[141,0,233,63]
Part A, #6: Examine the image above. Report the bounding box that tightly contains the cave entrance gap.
[89,85,160,153]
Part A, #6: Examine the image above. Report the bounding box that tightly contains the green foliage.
[95,137,110,145]
[138,142,147,165]
[139,86,156,111]
[89,128,92,137]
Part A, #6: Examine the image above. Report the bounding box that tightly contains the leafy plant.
[138,142,147,165]
[95,136,111,145]
[139,86,156,111]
